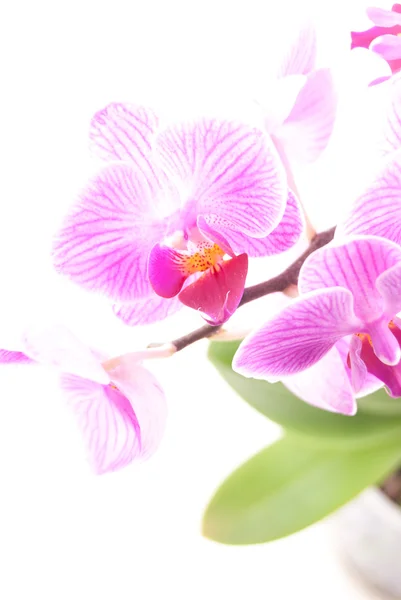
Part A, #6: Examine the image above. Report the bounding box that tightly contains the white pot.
[332,487,401,598]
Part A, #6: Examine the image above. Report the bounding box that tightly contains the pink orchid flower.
[233,236,401,415]
[259,20,337,165]
[53,105,303,326]
[351,4,401,75]
[0,324,168,473]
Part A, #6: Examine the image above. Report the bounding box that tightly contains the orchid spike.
[351,4,401,75]
[0,324,168,473]
[233,236,401,415]
[53,104,303,326]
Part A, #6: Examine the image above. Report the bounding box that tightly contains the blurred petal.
[53,163,165,302]
[339,150,401,243]
[108,363,167,461]
[278,21,316,76]
[282,345,356,415]
[155,119,287,243]
[300,236,401,322]
[273,68,337,164]
[382,73,401,152]
[233,288,359,379]
[179,254,248,325]
[89,103,159,167]
[367,6,401,27]
[0,349,33,364]
[348,335,369,394]
[370,33,401,60]
[114,295,182,326]
[22,323,109,383]
[198,190,303,257]
[263,75,307,132]
[61,374,142,473]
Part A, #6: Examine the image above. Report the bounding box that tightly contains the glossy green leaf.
[208,340,401,447]
[203,434,401,544]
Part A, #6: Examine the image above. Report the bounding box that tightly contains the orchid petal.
[367,6,401,27]
[198,190,303,257]
[233,288,359,379]
[61,364,166,473]
[339,151,401,244]
[282,345,356,415]
[114,295,182,326]
[273,68,337,164]
[263,75,307,133]
[178,254,248,325]
[21,323,109,384]
[369,318,401,365]
[53,163,165,302]
[148,244,189,298]
[89,103,158,166]
[155,119,287,242]
[377,262,401,315]
[382,74,401,153]
[300,236,401,323]
[370,34,401,60]
[108,362,167,461]
[0,349,33,364]
[354,332,401,398]
[348,335,369,394]
[278,20,316,76]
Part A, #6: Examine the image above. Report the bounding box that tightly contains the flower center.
[183,242,225,275]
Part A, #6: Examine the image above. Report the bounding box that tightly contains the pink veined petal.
[339,150,401,244]
[233,288,360,379]
[148,243,189,298]
[21,323,109,384]
[370,34,401,60]
[278,20,317,76]
[336,337,382,397]
[198,189,303,257]
[273,68,337,164]
[114,295,183,326]
[282,345,356,415]
[89,102,159,167]
[382,73,401,153]
[178,254,248,325]
[377,261,401,315]
[0,349,33,364]
[155,119,287,242]
[300,236,401,323]
[367,6,401,27]
[107,362,167,461]
[60,374,141,474]
[348,335,369,394]
[53,163,165,303]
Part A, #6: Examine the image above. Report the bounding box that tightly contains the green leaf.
[208,340,401,447]
[203,434,401,544]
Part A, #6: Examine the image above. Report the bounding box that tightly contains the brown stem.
[171,226,335,352]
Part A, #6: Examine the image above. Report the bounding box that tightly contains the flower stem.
[171,226,335,352]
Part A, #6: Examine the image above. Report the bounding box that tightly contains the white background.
[0,0,391,598]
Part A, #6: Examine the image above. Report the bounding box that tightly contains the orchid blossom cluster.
[3,5,401,478]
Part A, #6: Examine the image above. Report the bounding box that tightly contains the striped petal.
[89,103,158,167]
[155,119,287,243]
[233,288,359,379]
[198,190,303,257]
[114,295,182,327]
[0,349,33,364]
[53,163,165,302]
[300,236,401,323]
[339,150,401,244]
[60,364,166,473]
